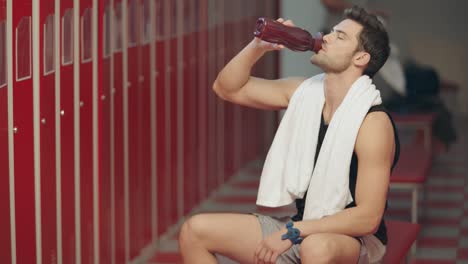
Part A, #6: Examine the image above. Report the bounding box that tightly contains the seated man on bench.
[179,6,399,264]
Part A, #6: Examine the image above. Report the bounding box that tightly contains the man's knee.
[179,214,208,246]
[299,234,339,263]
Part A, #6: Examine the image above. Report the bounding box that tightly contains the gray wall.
[279,0,327,78]
[279,0,468,114]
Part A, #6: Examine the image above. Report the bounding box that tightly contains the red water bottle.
[254,17,323,53]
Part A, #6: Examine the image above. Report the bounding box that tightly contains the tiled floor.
[150,116,468,264]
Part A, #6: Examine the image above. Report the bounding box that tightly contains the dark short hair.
[344,6,390,77]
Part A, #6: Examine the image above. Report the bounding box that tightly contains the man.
[179,6,398,264]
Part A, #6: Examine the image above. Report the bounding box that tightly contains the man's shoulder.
[355,110,395,156]
[360,111,393,136]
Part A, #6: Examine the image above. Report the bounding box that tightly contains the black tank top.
[291,104,400,245]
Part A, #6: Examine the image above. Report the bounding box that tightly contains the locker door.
[126,0,144,259]
[0,1,12,262]
[196,0,209,204]
[182,0,195,215]
[241,0,250,164]
[138,0,154,249]
[215,0,225,184]
[99,0,112,262]
[112,1,126,263]
[223,0,233,179]
[126,0,142,259]
[168,0,179,225]
[59,1,76,263]
[78,1,95,263]
[12,1,36,263]
[232,0,242,173]
[155,0,170,237]
[128,0,152,257]
[206,0,216,195]
[39,0,57,262]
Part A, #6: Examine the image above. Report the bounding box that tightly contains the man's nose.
[322,33,331,44]
[323,32,333,44]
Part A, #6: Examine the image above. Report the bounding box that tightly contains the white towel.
[256,73,382,220]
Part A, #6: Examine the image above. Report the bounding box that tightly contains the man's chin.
[310,56,321,66]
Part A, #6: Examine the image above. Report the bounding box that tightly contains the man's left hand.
[254,229,293,264]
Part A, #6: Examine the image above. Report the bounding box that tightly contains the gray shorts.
[252,213,386,264]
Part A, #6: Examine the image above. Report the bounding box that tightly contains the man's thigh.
[185,213,263,264]
[299,233,361,264]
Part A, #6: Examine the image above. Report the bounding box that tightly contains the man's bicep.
[354,113,395,212]
[228,77,305,110]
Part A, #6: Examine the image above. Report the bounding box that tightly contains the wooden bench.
[390,143,432,224]
[383,220,421,264]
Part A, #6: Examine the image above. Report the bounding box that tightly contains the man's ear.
[354,51,370,67]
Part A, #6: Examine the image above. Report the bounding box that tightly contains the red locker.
[232,0,243,173]
[168,0,179,225]
[206,0,217,195]
[0,1,12,262]
[223,0,234,180]
[99,0,112,262]
[215,0,225,185]
[39,0,57,263]
[182,0,196,215]
[112,1,126,263]
[127,0,153,257]
[59,0,76,263]
[155,0,171,237]
[12,0,36,263]
[137,0,154,252]
[196,0,209,204]
[78,1,95,263]
[126,0,143,259]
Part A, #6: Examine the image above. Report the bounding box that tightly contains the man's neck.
[322,71,363,121]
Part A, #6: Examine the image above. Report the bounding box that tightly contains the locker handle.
[41,118,46,125]
[80,101,84,107]
[101,95,106,101]
[13,127,18,134]
[60,110,65,116]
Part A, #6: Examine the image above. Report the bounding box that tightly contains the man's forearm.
[213,40,266,97]
[294,206,382,238]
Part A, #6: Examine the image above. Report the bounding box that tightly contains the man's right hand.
[213,17,305,110]
[252,18,297,52]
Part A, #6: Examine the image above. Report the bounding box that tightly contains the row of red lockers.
[0,0,279,263]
